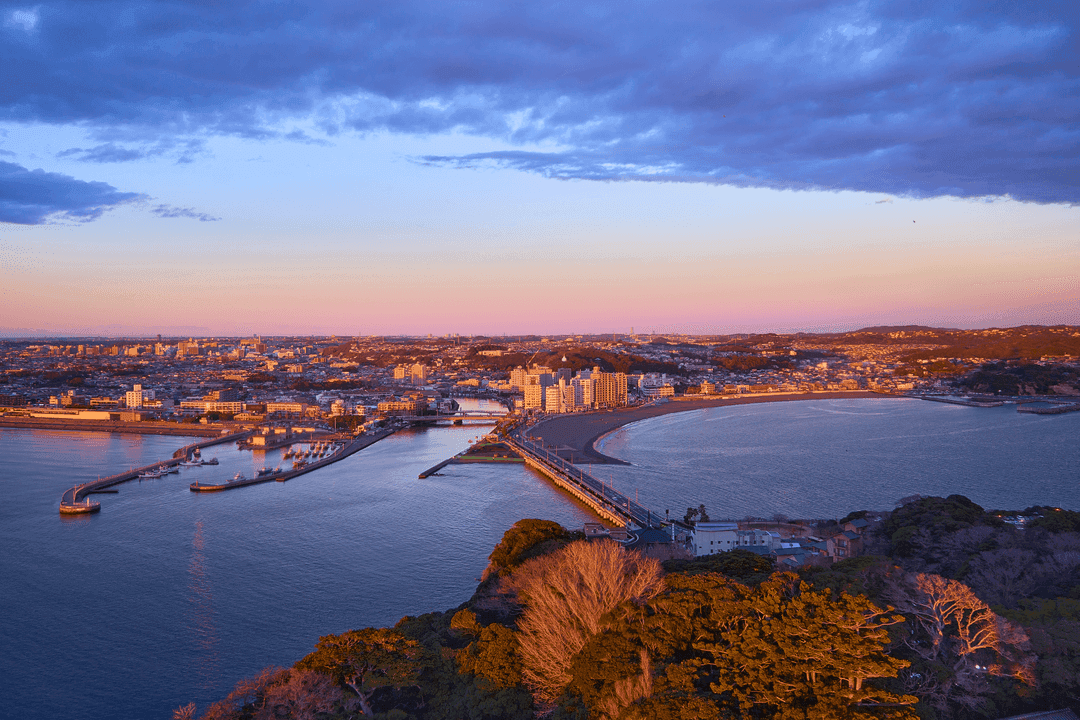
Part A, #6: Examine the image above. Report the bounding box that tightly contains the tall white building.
[125,384,155,409]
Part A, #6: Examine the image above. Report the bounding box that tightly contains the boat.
[255,467,275,477]
[232,472,246,481]
[138,469,164,479]
[201,458,219,466]
[179,459,201,467]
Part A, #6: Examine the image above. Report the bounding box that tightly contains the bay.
[0,399,594,720]
[594,398,1080,521]
[6,396,1078,719]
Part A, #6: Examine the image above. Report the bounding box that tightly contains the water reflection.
[187,520,220,689]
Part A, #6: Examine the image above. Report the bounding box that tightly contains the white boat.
[232,472,246,481]
[138,469,164,479]
[180,459,201,467]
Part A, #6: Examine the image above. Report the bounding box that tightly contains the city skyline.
[2,1,1077,336]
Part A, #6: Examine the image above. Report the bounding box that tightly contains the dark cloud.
[151,204,219,222]
[1,1,1076,202]
[0,160,144,224]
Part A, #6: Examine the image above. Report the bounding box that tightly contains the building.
[179,400,244,414]
[125,384,155,409]
[378,398,424,416]
[410,363,429,384]
[692,522,739,555]
[266,402,307,415]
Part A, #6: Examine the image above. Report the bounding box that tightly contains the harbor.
[189,429,395,492]
[58,430,253,514]
[58,428,397,511]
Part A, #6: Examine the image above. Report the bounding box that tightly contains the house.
[844,517,870,533]
[692,522,739,556]
[827,530,863,560]
[626,526,691,561]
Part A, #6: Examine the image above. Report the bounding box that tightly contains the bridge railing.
[508,434,656,528]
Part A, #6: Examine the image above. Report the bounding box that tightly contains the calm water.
[5,398,1079,719]
[595,398,1080,521]
[0,400,594,720]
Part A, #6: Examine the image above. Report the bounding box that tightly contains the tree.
[515,540,664,702]
[255,669,355,720]
[457,623,524,689]
[171,702,196,720]
[884,572,1036,716]
[698,574,917,719]
[486,519,569,575]
[564,572,916,720]
[295,627,422,716]
[200,667,290,720]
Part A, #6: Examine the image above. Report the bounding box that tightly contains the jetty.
[189,428,395,493]
[916,395,1005,408]
[59,430,253,514]
[1017,402,1080,415]
[418,438,523,478]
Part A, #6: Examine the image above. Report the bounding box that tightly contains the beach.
[525,391,890,464]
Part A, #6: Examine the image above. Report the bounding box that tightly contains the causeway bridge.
[504,430,659,528]
[398,412,505,424]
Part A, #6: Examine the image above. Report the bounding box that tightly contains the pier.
[916,395,1005,408]
[59,430,254,513]
[189,428,395,492]
[1017,402,1080,415]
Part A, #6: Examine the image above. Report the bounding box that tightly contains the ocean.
[3,397,1077,719]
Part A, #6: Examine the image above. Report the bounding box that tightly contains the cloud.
[0,160,144,224]
[151,204,219,222]
[57,143,149,163]
[54,137,207,164]
[0,1,1076,202]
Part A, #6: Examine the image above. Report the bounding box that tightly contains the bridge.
[396,412,506,424]
[504,430,660,528]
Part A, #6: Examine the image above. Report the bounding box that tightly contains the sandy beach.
[526,391,893,464]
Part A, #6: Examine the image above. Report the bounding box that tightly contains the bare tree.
[885,572,1036,716]
[172,702,196,720]
[515,540,664,702]
[254,669,355,720]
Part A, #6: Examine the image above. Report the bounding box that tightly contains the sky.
[0,0,1077,337]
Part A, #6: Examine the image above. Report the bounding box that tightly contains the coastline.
[527,391,896,465]
[0,416,228,437]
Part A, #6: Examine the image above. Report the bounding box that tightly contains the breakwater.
[1017,402,1080,415]
[59,430,254,513]
[915,395,1005,408]
[190,429,394,492]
